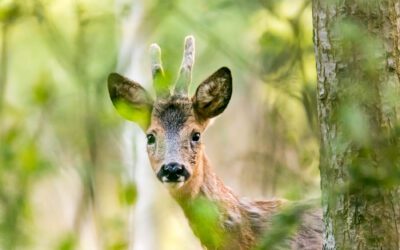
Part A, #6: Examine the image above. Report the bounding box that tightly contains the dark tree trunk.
[312,1,400,249]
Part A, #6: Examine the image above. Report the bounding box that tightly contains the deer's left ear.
[193,67,232,120]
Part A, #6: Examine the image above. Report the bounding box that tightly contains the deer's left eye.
[191,132,201,142]
[146,134,156,145]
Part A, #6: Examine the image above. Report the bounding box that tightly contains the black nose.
[157,162,189,182]
[164,162,184,175]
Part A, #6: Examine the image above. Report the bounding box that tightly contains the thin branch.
[0,24,9,122]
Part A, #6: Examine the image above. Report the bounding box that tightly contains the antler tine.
[174,36,195,96]
[150,43,169,98]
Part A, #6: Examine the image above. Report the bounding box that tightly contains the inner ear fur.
[108,73,153,130]
[192,67,232,120]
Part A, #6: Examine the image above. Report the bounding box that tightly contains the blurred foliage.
[0,0,321,249]
[184,197,224,248]
[256,200,318,250]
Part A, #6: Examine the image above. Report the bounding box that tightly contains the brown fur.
[146,97,323,250]
[170,151,322,250]
[109,82,323,250]
[108,37,323,250]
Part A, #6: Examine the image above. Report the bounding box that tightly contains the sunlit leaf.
[119,183,137,205]
[56,233,77,250]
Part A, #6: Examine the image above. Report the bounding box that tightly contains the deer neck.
[171,152,256,248]
[173,151,240,207]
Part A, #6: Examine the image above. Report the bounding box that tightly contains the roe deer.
[108,36,323,249]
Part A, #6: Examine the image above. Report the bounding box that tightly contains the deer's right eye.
[146,134,156,145]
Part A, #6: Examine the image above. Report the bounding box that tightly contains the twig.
[0,23,9,123]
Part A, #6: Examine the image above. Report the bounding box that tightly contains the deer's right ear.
[108,73,153,130]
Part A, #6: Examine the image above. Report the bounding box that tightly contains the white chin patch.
[163,182,184,190]
[162,176,185,190]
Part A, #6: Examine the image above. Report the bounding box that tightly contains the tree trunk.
[313,1,400,249]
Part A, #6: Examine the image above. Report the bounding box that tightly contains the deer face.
[147,97,202,187]
[108,37,232,190]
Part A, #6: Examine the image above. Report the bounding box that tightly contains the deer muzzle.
[157,162,190,183]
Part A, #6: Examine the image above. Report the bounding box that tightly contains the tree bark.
[313,1,400,249]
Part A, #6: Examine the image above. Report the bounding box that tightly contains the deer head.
[108,36,232,193]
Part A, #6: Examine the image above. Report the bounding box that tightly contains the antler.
[150,43,169,98]
[174,36,195,96]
